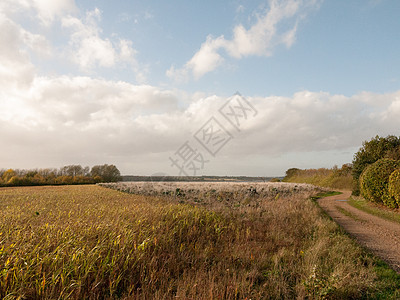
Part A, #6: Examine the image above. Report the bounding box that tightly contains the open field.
[1,184,400,299]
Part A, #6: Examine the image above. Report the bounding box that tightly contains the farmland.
[1,184,399,299]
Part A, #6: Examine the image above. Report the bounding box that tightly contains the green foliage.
[389,169,400,207]
[352,135,400,195]
[359,159,400,208]
[285,168,300,178]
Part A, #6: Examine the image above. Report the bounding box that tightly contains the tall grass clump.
[1,184,398,299]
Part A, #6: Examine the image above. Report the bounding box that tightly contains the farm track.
[318,191,400,272]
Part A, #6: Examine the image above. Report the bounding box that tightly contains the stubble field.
[1,183,399,299]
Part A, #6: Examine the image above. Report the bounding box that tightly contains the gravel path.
[318,191,400,272]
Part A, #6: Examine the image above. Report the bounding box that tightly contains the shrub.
[352,135,400,195]
[270,177,281,182]
[359,158,400,208]
[389,169,400,207]
[284,168,300,179]
[7,176,23,186]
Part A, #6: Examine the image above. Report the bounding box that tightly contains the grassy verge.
[348,197,400,225]
[1,185,400,298]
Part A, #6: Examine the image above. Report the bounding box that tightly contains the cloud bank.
[1,65,400,174]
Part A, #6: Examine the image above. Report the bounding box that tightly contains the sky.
[1,0,400,176]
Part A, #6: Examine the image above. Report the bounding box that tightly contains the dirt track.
[318,191,400,272]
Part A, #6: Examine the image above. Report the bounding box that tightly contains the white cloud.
[20,28,53,57]
[32,0,77,25]
[167,0,321,81]
[61,8,145,81]
[0,14,37,89]
[62,9,116,69]
[0,0,77,26]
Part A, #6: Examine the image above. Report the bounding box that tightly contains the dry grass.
[284,168,353,190]
[0,184,396,299]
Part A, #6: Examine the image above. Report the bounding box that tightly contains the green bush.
[360,158,400,208]
[352,135,400,195]
[389,169,400,207]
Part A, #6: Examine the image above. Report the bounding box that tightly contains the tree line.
[0,164,122,187]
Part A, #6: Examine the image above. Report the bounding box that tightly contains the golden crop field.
[0,184,399,299]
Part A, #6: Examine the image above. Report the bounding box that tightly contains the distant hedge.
[0,164,122,187]
[359,159,400,208]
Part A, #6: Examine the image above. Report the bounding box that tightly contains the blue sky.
[1,0,400,176]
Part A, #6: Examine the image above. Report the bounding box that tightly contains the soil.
[318,191,400,272]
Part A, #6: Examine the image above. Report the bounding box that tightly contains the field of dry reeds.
[1,183,399,299]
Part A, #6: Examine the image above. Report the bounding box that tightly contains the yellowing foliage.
[389,169,400,207]
[360,159,400,208]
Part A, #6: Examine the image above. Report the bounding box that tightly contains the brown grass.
[284,167,353,190]
[0,184,395,299]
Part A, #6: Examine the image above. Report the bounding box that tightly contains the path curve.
[317,190,400,272]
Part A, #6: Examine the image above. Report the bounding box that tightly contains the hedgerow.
[360,158,400,208]
[389,169,400,207]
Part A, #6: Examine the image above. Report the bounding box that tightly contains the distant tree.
[7,176,23,186]
[26,170,38,178]
[2,169,16,184]
[91,164,122,182]
[60,165,86,177]
[283,168,300,181]
[352,135,400,195]
[83,166,90,176]
[39,168,58,178]
[339,163,353,176]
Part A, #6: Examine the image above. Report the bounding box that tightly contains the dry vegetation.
[0,184,398,299]
[283,165,353,190]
